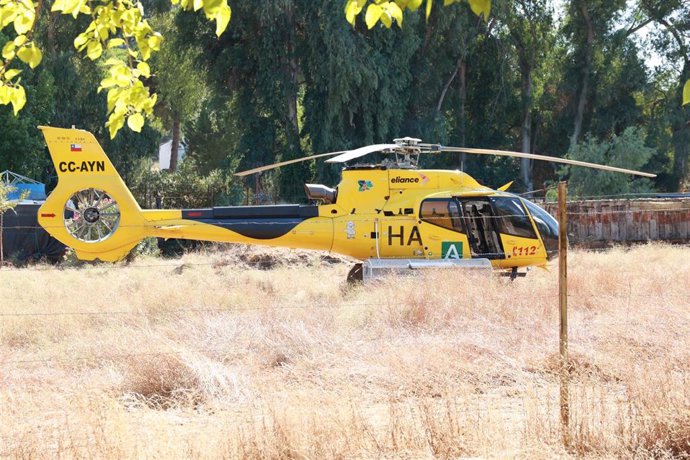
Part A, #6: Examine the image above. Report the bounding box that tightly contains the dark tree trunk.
[521,69,533,191]
[169,118,181,172]
[672,63,690,190]
[458,60,467,169]
[571,0,594,146]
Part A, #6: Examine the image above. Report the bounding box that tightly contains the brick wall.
[539,198,690,247]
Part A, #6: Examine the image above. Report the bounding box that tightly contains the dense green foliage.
[0,0,689,207]
[564,127,655,198]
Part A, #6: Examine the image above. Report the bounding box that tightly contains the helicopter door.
[460,199,505,259]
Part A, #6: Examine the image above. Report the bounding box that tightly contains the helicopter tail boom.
[37,126,337,262]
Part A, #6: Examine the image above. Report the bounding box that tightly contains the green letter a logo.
[441,242,463,259]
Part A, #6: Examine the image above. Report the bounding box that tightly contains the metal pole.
[558,181,569,446]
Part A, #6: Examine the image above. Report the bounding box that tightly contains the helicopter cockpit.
[419,195,559,261]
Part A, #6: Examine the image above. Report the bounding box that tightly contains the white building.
[158,140,187,170]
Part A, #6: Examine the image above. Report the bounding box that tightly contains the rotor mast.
[391,137,422,169]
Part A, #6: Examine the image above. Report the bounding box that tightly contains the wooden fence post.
[558,181,570,446]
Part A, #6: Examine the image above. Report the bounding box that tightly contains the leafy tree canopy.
[564,127,656,198]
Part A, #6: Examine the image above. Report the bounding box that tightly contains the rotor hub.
[393,137,422,147]
[83,207,100,224]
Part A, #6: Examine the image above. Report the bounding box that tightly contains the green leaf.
[2,41,15,60]
[684,79,690,106]
[4,69,21,80]
[365,3,383,28]
[16,44,42,69]
[127,113,145,132]
[467,0,490,18]
[214,3,231,37]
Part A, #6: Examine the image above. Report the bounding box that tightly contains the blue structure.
[1,170,47,201]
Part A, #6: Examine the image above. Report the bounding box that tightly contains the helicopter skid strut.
[347,258,494,284]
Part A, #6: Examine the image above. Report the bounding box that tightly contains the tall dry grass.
[1,243,688,458]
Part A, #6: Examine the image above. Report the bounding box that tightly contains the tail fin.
[38,126,148,261]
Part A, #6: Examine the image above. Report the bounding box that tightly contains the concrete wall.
[540,198,690,247]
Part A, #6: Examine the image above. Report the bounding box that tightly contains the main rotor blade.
[439,146,657,178]
[234,151,347,177]
[326,144,399,164]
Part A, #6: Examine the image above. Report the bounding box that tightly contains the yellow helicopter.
[37,126,655,281]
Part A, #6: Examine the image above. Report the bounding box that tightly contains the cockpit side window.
[420,199,464,232]
[490,197,537,239]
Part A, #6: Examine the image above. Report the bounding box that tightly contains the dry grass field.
[1,243,689,458]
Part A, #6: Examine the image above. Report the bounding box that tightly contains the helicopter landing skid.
[347,258,493,284]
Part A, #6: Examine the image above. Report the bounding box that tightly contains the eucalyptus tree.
[637,0,690,188]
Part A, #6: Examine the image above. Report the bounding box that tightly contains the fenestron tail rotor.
[64,188,121,243]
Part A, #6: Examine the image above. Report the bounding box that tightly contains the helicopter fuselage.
[147,167,559,269]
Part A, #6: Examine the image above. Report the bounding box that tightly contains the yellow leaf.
[214,3,231,37]
[0,85,10,105]
[467,0,490,19]
[345,0,363,25]
[16,43,42,69]
[408,0,423,10]
[107,112,125,139]
[148,34,162,51]
[2,41,15,60]
[13,10,34,35]
[13,35,27,47]
[127,113,145,132]
[50,0,65,12]
[4,69,21,80]
[382,12,393,27]
[365,3,383,28]
[86,40,103,60]
[202,0,223,16]
[136,62,150,78]
[107,38,125,48]
[9,85,25,115]
[106,87,123,112]
[1,4,18,28]
[193,0,203,11]
[143,93,157,111]
[684,79,690,106]
[74,33,88,50]
[425,0,432,19]
[386,2,403,26]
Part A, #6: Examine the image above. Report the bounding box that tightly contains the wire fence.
[1,288,686,365]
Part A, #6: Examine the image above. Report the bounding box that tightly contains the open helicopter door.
[458,198,505,259]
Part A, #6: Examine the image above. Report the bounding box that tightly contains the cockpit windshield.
[522,198,559,260]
